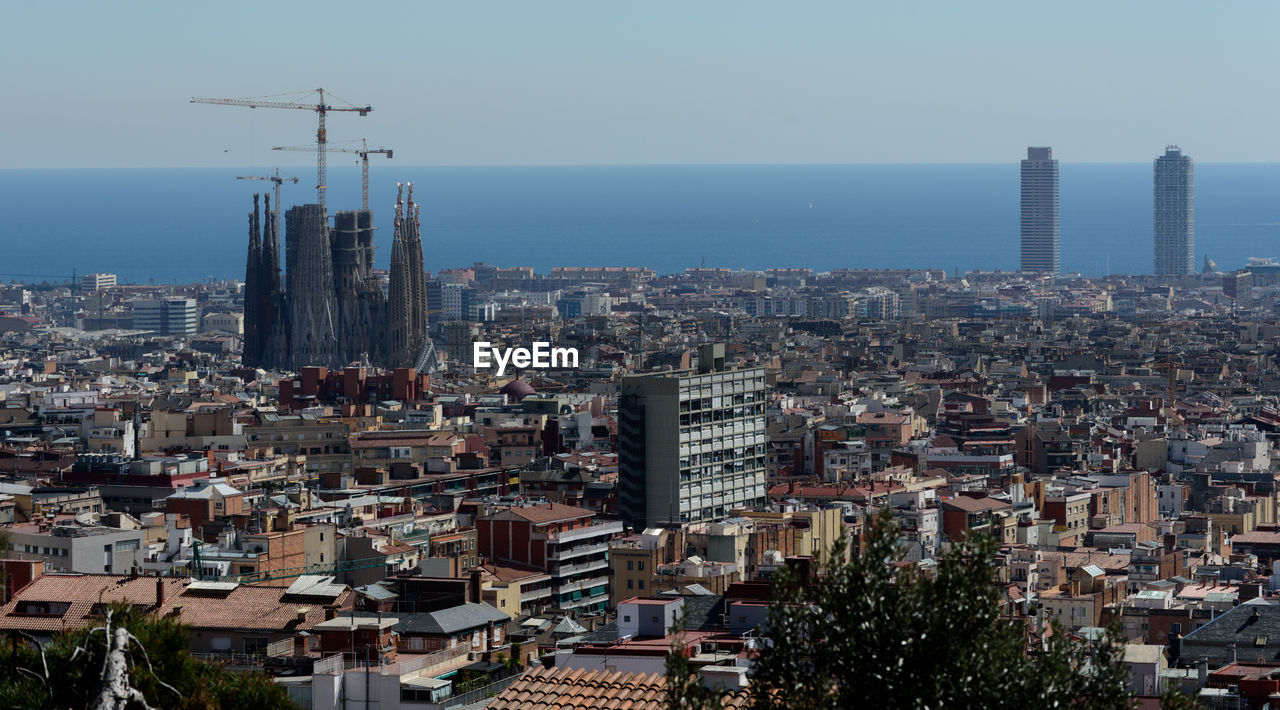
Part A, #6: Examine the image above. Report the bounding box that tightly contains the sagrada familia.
[241,184,427,371]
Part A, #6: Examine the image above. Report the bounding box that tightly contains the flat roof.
[312,616,397,631]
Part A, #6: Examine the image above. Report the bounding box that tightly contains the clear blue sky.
[3,1,1277,168]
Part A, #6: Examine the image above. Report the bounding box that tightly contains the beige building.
[733,505,848,566]
[141,406,242,454]
[349,430,467,472]
[244,413,351,474]
[481,563,553,617]
[202,312,244,335]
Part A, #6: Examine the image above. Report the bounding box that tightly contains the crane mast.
[235,169,299,222]
[191,89,371,212]
[273,138,392,210]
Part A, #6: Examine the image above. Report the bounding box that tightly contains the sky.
[3,1,1278,168]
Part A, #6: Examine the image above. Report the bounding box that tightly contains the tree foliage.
[668,509,1193,709]
[0,603,295,710]
[665,609,725,710]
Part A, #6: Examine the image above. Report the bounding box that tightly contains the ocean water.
[2,164,1280,284]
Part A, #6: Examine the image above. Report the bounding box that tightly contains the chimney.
[324,604,339,621]
[297,607,310,624]
[470,570,483,604]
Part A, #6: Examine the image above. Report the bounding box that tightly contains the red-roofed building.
[478,503,623,613]
[0,570,353,653]
[940,495,1013,542]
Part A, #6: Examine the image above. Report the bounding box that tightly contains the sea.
[3,163,1280,284]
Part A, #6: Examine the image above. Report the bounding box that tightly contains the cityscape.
[6,4,1280,709]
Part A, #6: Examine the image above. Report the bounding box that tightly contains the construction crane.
[191,89,372,212]
[274,138,392,210]
[235,169,299,222]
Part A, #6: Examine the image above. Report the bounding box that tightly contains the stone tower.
[285,204,339,369]
[388,183,428,366]
[242,195,264,366]
[241,186,424,372]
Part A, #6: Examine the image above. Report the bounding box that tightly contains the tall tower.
[387,183,428,366]
[242,195,263,365]
[285,204,338,369]
[1020,147,1060,275]
[1154,146,1194,277]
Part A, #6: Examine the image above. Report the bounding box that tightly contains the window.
[627,579,634,590]
[1172,623,1182,634]
[15,601,70,616]
[623,615,631,623]
[627,561,634,571]
[638,561,645,571]
[638,580,645,590]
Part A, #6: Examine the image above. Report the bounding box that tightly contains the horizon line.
[7,160,1280,171]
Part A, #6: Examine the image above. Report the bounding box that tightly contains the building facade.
[618,344,768,529]
[80,273,116,292]
[242,184,427,371]
[477,503,622,613]
[131,297,197,336]
[1154,146,1194,277]
[1020,146,1060,274]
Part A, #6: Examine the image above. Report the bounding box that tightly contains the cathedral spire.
[243,194,263,366]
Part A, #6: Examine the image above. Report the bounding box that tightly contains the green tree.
[0,603,294,710]
[665,608,725,710]
[668,509,1194,709]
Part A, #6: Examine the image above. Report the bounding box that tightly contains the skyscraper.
[1020,147,1060,274]
[618,343,767,530]
[1153,146,1194,277]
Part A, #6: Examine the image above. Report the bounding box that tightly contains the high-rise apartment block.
[1020,147,1060,274]
[80,273,116,292]
[618,344,768,530]
[1154,146,1194,277]
[131,297,197,336]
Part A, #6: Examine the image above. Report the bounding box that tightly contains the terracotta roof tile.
[487,665,750,709]
[492,502,595,524]
[0,573,351,635]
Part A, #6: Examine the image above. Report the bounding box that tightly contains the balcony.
[548,542,609,562]
[520,587,553,603]
[542,520,623,544]
[553,557,609,577]
[560,591,609,610]
[556,575,609,595]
